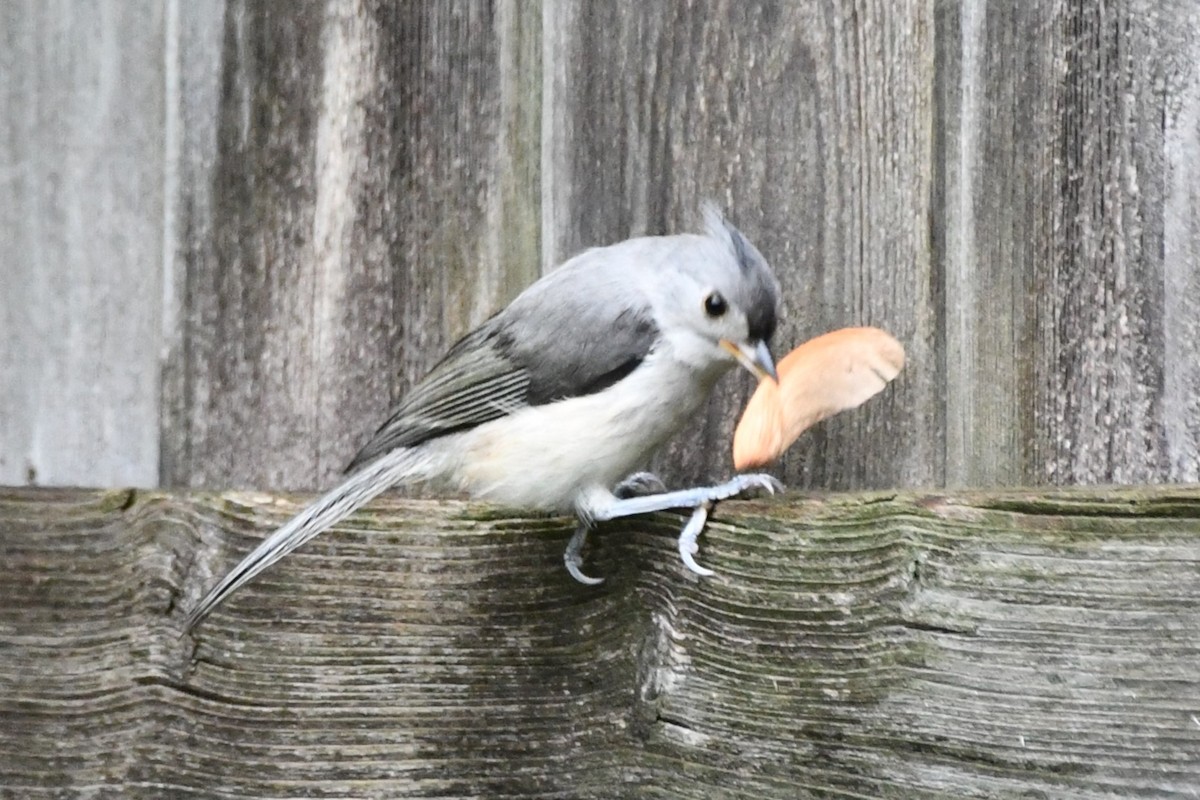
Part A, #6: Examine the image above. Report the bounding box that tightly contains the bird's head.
[658,205,781,383]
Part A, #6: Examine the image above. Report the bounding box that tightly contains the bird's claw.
[713,472,784,502]
[565,522,604,585]
[566,557,604,586]
[678,503,715,577]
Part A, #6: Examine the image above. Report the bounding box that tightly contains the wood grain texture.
[941,0,1200,487]
[161,0,542,491]
[0,0,165,487]
[543,0,938,491]
[3,485,1198,797]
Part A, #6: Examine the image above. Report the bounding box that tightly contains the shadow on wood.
[2,486,1198,798]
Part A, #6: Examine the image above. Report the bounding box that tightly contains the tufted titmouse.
[184,206,782,632]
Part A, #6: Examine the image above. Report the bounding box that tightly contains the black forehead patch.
[725,220,780,342]
[743,282,777,342]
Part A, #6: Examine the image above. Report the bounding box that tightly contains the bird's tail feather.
[183,448,435,633]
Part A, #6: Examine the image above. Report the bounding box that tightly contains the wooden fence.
[3,1,1200,797]
[3,1,1199,492]
[3,485,1199,798]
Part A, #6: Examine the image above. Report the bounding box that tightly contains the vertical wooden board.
[1159,2,1200,482]
[1037,0,1173,485]
[163,0,327,491]
[162,0,542,491]
[943,0,1200,487]
[543,0,939,491]
[786,1,939,492]
[160,0,227,488]
[938,2,1062,487]
[0,0,164,487]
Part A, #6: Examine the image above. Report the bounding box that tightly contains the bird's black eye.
[704,292,727,317]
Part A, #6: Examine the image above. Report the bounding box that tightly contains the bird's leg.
[564,473,782,583]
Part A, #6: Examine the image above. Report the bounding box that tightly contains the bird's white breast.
[448,351,726,512]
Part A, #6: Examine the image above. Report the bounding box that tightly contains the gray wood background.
[3,0,1199,492]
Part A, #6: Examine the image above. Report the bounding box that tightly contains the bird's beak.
[720,339,778,383]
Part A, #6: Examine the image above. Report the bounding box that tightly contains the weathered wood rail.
[2,485,1198,798]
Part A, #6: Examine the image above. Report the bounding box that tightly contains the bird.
[184,205,783,632]
[732,326,904,470]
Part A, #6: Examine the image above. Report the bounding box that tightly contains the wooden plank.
[159,0,227,489]
[1159,2,1200,481]
[161,0,542,491]
[941,1,1200,486]
[2,485,1197,797]
[0,0,165,487]
[543,0,940,492]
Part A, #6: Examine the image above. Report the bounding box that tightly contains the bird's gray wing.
[345,271,659,472]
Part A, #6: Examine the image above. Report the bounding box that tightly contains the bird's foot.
[699,472,784,504]
[671,474,782,577]
[567,472,783,583]
[614,471,668,499]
